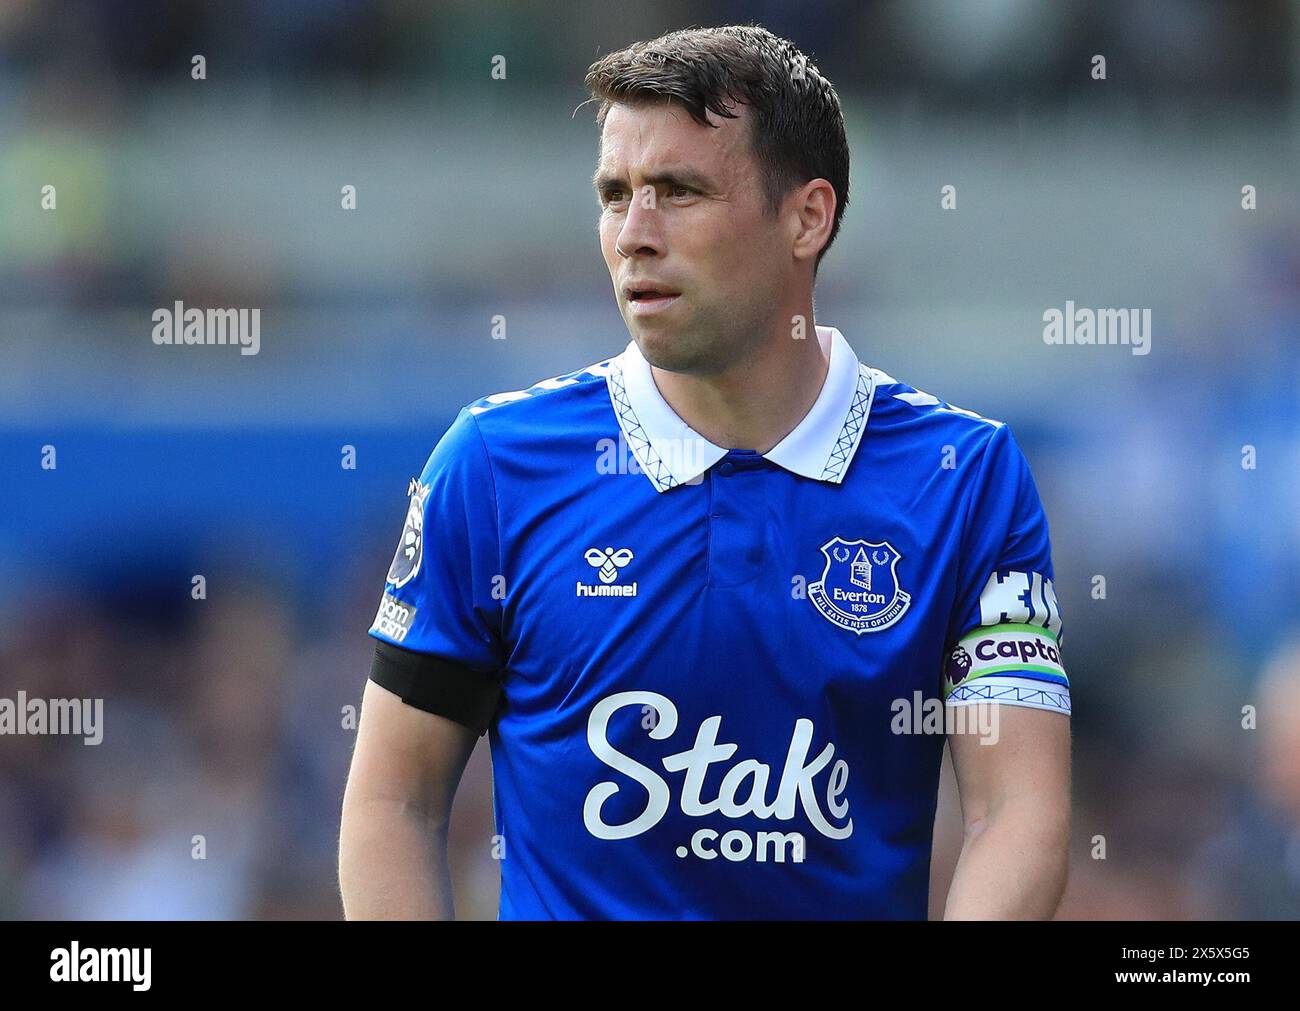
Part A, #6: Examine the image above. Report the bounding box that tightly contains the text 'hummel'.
[577,547,637,597]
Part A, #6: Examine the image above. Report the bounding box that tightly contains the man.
[339,24,1071,920]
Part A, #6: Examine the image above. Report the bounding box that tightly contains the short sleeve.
[367,408,505,732]
[941,423,1070,716]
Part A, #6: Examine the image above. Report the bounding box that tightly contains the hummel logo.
[584,547,634,583]
[577,547,637,597]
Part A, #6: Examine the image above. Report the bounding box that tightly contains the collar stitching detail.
[820,365,875,482]
[607,362,678,492]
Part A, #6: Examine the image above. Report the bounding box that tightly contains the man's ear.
[790,178,836,265]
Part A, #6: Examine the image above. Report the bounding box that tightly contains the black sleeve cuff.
[369,639,502,736]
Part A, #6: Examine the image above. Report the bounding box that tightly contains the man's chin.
[632,330,712,375]
[623,304,723,373]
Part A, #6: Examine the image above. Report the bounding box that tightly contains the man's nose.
[616,185,663,258]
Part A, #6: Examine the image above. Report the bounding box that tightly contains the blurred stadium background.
[1,0,1298,919]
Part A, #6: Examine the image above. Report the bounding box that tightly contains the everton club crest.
[808,537,911,634]
[386,477,432,588]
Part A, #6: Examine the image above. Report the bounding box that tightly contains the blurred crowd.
[0,555,501,919]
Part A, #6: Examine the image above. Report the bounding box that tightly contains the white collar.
[605,325,876,492]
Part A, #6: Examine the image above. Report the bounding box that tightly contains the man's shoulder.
[859,364,1045,510]
[466,357,616,417]
[863,362,1008,450]
[452,355,620,457]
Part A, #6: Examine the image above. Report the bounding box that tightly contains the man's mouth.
[624,284,682,315]
[626,285,681,301]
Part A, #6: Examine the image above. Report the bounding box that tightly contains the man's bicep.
[367,407,506,677]
[365,407,506,736]
[942,424,1071,716]
[347,678,481,820]
[369,639,502,737]
[946,705,1071,829]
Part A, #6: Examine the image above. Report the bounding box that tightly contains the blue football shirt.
[368,325,1070,919]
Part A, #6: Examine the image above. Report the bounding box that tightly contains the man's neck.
[649,310,830,454]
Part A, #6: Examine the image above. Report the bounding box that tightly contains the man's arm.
[338,679,479,919]
[942,704,1071,919]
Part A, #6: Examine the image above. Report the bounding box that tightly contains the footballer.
[339,24,1071,920]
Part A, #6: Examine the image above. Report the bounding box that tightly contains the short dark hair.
[585,24,850,270]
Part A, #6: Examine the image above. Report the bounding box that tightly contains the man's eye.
[668,186,693,198]
[603,189,627,205]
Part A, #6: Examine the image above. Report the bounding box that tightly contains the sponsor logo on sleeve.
[370,592,417,643]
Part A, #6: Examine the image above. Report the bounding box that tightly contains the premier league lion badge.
[946,645,972,685]
[386,477,432,588]
[808,537,912,634]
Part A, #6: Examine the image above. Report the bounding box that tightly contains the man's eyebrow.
[592,167,716,192]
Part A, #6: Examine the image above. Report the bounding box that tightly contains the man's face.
[594,100,791,375]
